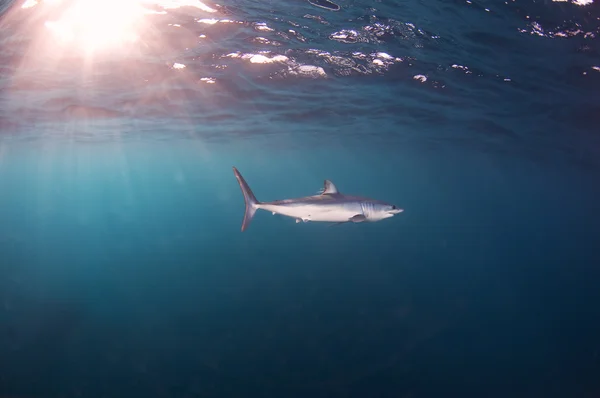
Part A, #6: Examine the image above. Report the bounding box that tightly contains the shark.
[232,167,403,232]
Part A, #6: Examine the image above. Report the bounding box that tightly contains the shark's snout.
[388,205,403,215]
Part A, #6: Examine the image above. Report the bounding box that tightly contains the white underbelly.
[261,203,360,222]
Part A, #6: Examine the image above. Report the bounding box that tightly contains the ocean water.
[1,0,600,397]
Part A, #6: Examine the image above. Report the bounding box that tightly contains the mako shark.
[233,167,403,232]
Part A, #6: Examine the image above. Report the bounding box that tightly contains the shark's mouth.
[389,208,404,214]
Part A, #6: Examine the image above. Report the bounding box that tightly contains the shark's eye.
[391,205,396,209]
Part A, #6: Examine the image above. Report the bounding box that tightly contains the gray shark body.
[233,167,403,232]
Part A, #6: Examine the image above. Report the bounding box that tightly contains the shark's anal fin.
[320,180,339,195]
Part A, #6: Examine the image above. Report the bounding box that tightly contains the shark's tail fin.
[233,167,261,232]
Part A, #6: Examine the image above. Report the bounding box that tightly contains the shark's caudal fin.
[233,167,261,232]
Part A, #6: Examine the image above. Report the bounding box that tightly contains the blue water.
[1,0,600,397]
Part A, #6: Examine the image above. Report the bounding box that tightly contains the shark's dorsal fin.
[321,180,339,195]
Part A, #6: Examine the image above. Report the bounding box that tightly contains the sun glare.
[41,0,146,52]
[18,0,219,54]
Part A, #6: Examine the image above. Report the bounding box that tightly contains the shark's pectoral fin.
[329,214,366,227]
[349,214,366,223]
